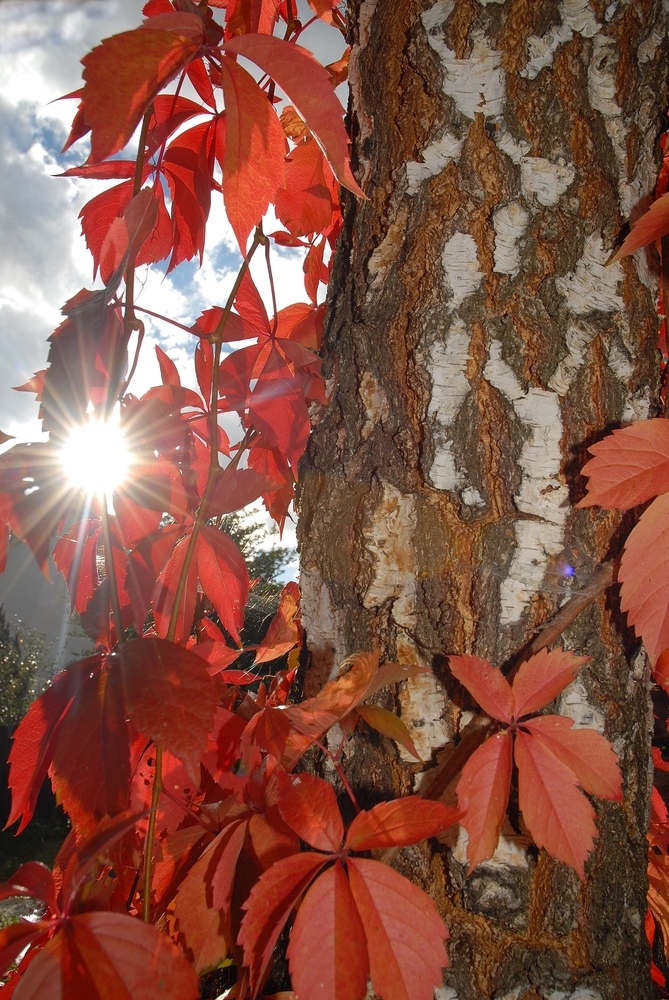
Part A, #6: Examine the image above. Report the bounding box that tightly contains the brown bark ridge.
[297,0,669,996]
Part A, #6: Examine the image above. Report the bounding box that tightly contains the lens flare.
[61,418,130,498]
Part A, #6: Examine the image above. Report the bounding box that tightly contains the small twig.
[142,746,162,923]
[525,560,614,658]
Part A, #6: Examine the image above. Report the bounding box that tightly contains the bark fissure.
[298,0,669,994]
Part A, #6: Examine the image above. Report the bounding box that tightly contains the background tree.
[0,607,48,730]
[298,1,669,996]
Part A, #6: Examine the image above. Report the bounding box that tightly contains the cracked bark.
[297,0,669,996]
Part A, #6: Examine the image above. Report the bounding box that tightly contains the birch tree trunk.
[297,0,669,996]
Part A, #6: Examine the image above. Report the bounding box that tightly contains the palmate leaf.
[449,654,514,722]
[286,861,368,1000]
[219,54,286,252]
[455,731,513,873]
[223,33,364,198]
[619,492,669,664]
[277,773,343,852]
[347,858,449,1000]
[578,419,669,510]
[9,912,198,1000]
[344,798,461,852]
[511,648,589,719]
[610,190,669,262]
[79,24,203,163]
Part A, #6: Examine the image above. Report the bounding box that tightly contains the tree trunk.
[297,1,669,996]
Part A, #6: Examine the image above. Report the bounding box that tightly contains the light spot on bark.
[442,232,484,309]
[484,342,568,623]
[493,201,529,275]
[299,564,348,692]
[548,321,599,396]
[452,820,530,869]
[366,205,408,290]
[359,370,390,440]
[405,131,463,195]
[426,318,472,491]
[422,2,506,120]
[363,484,451,757]
[559,679,606,733]
[544,990,603,1000]
[497,129,575,207]
[555,233,624,313]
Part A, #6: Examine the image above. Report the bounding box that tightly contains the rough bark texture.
[297,0,669,997]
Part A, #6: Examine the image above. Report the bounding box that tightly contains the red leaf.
[0,863,56,912]
[49,657,130,833]
[0,921,51,980]
[522,716,622,801]
[174,820,247,973]
[456,731,513,872]
[152,533,198,644]
[287,861,368,1000]
[238,852,328,998]
[6,658,98,833]
[53,520,100,614]
[202,467,274,519]
[219,55,286,251]
[448,655,514,723]
[347,857,449,1000]
[81,27,202,163]
[345,798,461,852]
[99,186,159,282]
[223,34,364,197]
[275,139,334,237]
[278,773,344,852]
[515,728,597,879]
[196,525,249,643]
[511,648,590,719]
[254,581,300,664]
[619,492,669,663]
[578,420,669,510]
[610,191,669,262]
[117,638,218,780]
[11,912,199,1000]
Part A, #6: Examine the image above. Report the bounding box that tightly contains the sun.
[60,416,131,499]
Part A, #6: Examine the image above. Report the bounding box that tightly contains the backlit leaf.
[254,581,300,665]
[223,33,364,197]
[196,525,249,644]
[81,27,201,163]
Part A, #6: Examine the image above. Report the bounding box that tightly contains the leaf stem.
[100,502,123,646]
[142,746,163,923]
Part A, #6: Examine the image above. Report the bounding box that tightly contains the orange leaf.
[511,648,589,718]
[223,33,364,197]
[82,27,201,163]
[456,731,513,872]
[254,581,300,665]
[619,492,669,663]
[345,798,461,852]
[515,728,597,879]
[578,420,669,510]
[610,191,669,262]
[521,716,622,801]
[649,853,669,961]
[347,857,449,1000]
[355,703,422,760]
[286,861,368,1000]
[448,655,514,723]
[219,55,286,251]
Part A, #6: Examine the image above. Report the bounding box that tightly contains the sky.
[0,0,344,657]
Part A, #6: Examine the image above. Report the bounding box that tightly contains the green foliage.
[0,607,50,728]
[220,511,294,592]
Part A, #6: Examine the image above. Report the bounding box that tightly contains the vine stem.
[100,501,123,644]
[142,745,162,923]
[142,230,264,915]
